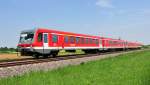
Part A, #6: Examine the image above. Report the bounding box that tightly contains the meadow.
[0,49,150,85]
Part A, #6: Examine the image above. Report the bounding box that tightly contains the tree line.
[0,47,17,52]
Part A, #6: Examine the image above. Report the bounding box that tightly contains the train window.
[38,33,42,42]
[76,37,80,44]
[86,38,89,44]
[52,34,58,43]
[109,41,111,44]
[64,36,69,43]
[109,41,113,44]
[81,38,84,44]
[70,36,75,43]
[90,39,93,44]
[96,39,99,45]
[93,39,95,44]
[115,41,118,45]
[99,39,102,44]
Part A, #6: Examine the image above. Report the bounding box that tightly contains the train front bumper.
[18,47,35,56]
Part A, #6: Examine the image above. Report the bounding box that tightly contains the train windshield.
[19,32,34,44]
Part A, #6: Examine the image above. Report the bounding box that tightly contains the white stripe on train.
[24,46,141,50]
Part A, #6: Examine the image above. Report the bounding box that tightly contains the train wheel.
[33,54,39,59]
[51,51,59,57]
[43,55,49,58]
[52,53,57,57]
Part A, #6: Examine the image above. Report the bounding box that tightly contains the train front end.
[17,29,36,56]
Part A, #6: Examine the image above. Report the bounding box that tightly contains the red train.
[18,28,143,58]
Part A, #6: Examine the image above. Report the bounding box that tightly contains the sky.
[0,0,150,47]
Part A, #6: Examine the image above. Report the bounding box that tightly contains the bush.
[0,47,17,53]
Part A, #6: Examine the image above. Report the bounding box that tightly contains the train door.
[43,33,49,54]
[58,35,64,49]
[99,38,103,48]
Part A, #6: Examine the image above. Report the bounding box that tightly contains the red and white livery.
[18,28,143,58]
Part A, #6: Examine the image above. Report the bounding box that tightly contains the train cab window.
[65,36,69,43]
[52,34,58,43]
[76,37,80,44]
[70,36,75,43]
[38,33,43,42]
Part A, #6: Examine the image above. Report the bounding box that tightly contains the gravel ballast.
[0,51,141,79]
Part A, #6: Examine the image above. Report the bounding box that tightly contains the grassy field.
[0,51,16,54]
[0,50,150,85]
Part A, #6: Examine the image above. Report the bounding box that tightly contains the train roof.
[21,29,36,33]
[20,27,143,45]
[36,28,100,39]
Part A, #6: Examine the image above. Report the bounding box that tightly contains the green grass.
[1,50,150,85]
[58,49,85,56]
[0,51,17,54]
[142,45,150,49]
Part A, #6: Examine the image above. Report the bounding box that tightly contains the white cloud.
[96,0,114,8]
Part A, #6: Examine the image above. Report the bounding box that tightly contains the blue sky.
[0,0,150,47]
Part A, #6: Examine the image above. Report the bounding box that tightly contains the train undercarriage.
[19,47,141,59]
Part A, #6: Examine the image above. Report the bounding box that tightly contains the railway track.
[0,50,137,68]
